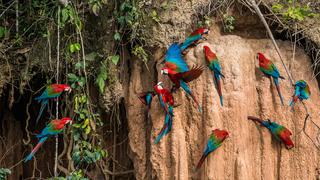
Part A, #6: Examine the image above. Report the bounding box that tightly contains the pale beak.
[160,70,164,74]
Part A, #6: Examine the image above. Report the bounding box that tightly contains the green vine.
[272,0,318,21]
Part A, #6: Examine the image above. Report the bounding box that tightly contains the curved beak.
[160,70,164,74]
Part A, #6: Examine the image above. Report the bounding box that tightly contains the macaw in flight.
[161,43,204,112]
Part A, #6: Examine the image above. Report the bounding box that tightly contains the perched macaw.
[24,117,72,162]
[161,43,203,112]
[196,129,229,170]
[257,53,285,105]
[180,28,209,51]
[153,82,174,144]
[289,80,311,108]
[35,84,71,124]
[204,46,225,106]
[138,91,156,118]
[247,116,294,149]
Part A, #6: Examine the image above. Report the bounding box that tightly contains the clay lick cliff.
[125,25,320,180]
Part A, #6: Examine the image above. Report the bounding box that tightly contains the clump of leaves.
[67,170,89,180]
[272,1,318,21]
[223,14,235,32]
[95,61,108,94]
[132,45,148,64]
[197,16,212,27]
[0,168,11,180]
[88,0,108,16]
[0,26,8,39]
[150,10,160,23]
[72,140,107,164]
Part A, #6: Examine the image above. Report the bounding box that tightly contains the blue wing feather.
[165,43,189,73]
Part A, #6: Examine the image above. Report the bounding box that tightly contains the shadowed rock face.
[125,27,320,179]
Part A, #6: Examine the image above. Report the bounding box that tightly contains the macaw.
[196,129,229,170]
[138,91,156,118]
[180,28,209,51]
[153,82,174,144]
[247,116,294,149]
[289,80,311,108]
[257,53,285,105]
[34,84,71,124]
[161,43,203,112]
[24,117,72,162]
[203,46,225,106]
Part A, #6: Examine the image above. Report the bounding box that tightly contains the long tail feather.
[289,96,299,107]
[24,137,48,162]
[180,81,202,112]
[196,154,207,170]
[214,73,223,106]
[273,78,284,105]
[154,113,173,144]
[35,100,48,125]
[247,116,264,124]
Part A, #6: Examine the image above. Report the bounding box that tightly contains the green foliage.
[72,140,107,164]
[132,45,148,63]
[0,27,7,39]
[223,14,235,32]
[69,43,81,53]
[197,16,212,27]
[272,1,318,21]
[114,32,121,41]
[150,10,160,23]
[60,5,82,30]
[67,170,89,180]
[0,168,11,180]
[95,62,108,94]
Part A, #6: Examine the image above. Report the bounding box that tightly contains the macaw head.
[55,84,71,93]
[156,82,164,89]
[61,117,72,125]
[212,129,229,141]
[295,80,307,88]
[154,82,164,93]
[161,67,173,75]
[256,53,268,63]
[203,46,215,56]
[202,28,209,35]
[191,28,209,36]
[63,84,72,93]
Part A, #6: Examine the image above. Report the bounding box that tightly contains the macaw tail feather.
[273,78,284,105]
[180,80,202,112]
[289,96,299,107]
[154,113,173,144]
[24,137,48,162]
[247,116,264,124]
[196,154,207,170]
[147,106,151,119]
[35,100,48,125]
[214,73,223,106]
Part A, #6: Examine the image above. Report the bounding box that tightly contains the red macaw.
[35,84,71,124]
[153,82,174,144]
[24,117,72,162]
[161,43,204,112]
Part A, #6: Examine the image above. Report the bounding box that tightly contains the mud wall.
[125,26,320,179]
